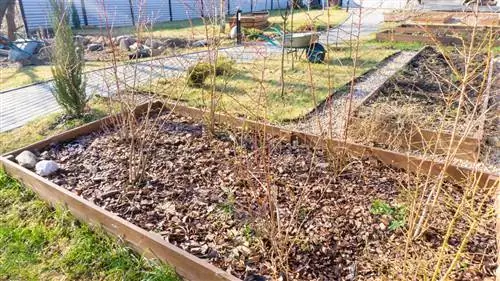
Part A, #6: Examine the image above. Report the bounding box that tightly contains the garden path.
[0,7,389,133]
[288,50,419,137]
[0,45,281,132]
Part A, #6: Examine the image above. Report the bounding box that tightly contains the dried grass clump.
[349,103,416,149]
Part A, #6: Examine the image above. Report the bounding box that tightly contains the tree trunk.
[0,0,16,40]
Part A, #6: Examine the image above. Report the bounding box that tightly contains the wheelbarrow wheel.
[306,43,326,63]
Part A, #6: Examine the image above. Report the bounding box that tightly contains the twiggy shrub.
[50,0,88,117]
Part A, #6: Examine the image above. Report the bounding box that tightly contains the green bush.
[244,28,263,41]
[50,0,88,117]
[187,59,234,87]
[187,62,212,87]
[70,2,81,29]
[215,58,234,76]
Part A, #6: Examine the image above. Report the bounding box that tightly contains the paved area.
[320,7,385,45]
[0,45,282,132]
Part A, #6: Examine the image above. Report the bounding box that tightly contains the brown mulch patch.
[353,47,493,138]
[34,110,496,281]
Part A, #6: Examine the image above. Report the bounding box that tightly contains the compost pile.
[37,110,496,280]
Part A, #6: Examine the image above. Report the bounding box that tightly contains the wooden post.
[236,9,242,44]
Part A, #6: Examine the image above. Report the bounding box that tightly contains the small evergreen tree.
[50,0,88,117]
[71,2,81,29]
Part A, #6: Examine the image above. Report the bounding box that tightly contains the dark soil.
[353,47,492,137]
[31,110,496,281]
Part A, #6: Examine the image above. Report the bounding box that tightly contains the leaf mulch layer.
[31,110,496,281]
[352,47,494,139]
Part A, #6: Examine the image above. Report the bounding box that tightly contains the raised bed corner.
[1,101,498,281]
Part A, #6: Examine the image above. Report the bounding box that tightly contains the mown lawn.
[0,97,115,154]
[145,46,396,122]
[0,168,181,281]
[77,8,348,39]
[0,61,108,92]
[0,97,181,281]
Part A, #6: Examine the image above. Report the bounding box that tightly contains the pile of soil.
[33,110,496,280]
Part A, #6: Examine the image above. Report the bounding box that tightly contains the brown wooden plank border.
[1,101,498,281]
[0,158,241,281]
[5,100,496,188]
[393,24,500,35]
[376,30,500,47]
[349,44,488,161]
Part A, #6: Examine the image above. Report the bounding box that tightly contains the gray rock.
[35,160,59,176]
[87,43,103,52]
[129,42,139,51]
[74,35,86,45]
[192,39,207,47]
[15,150,37,169]
[115,35,128,42]
[164,38,189,48]
[145,38,161,49]
[119,38,131,51]
[486,136,500,148]
[229,26,238,39]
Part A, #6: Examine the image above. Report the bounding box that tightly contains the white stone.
[379,222,387,231]
[35,160,59,176]
[15,150,37,169]
[229,26,238,39]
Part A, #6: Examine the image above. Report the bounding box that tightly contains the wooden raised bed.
[393,23,500,34]
[411,13,454,24]
[409,11,499,26]
[348,47,493,162]
[383,11,411,22]
[1,101,498,281]
[376,27,500,47]
[230,11,269,29]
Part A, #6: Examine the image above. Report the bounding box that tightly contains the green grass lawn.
[0,98,114,154]
[0,169,181,281]
[77,8,348,39]
[0,97,181,280]
[0,61,108,92]
[268,7,348,32]
[144,46,396,122]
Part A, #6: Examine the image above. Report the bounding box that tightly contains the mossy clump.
[187,62,212,87]
[215,58,234,76]
[187,59,234,87]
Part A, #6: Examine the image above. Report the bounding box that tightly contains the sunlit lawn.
[0,168,181,281]
[144,46,396,122]
[77,8,348,39]
[0,61,107,92]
